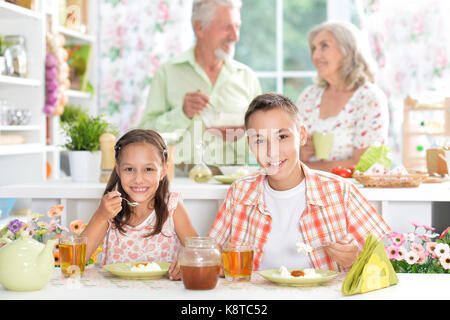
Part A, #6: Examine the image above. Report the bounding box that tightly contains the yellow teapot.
[0,238,55,291]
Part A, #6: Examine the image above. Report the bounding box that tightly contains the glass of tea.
[59,235,88,277]
[222,240,254,282]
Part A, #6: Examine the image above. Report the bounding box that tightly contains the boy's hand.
[98,191,123,220]
[323,234,362,268]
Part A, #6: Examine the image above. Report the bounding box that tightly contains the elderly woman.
[296,21,389,172]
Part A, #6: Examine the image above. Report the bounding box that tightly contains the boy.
[208,93,390,271]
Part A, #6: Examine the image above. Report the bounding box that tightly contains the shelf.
[0,1,43,21]
[0,125,40,132]
[57,26,95,44]
[0,76,41,87]
[66,90,92,99]
[45,145,63,153]
[0,143,42,156]
[406,132,448,136]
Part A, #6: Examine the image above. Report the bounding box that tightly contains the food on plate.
[296,242,313,254]
[272,266,322,279]
[290,270,305,277]
[130,262,161,272]
[353,144,392,175]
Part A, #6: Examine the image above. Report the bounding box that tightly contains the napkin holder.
[342,234,398,296]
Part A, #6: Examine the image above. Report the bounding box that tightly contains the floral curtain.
[98,0,193,133]
[356,0,450,164]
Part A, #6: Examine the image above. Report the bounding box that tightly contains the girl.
[82,129,198,280]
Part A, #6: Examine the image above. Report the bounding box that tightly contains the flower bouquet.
[0,206,102,266]
[385,222,450,273]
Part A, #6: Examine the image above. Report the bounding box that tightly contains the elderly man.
[139,0,261,168]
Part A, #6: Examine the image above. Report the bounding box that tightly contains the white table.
[0,178,450,234]
[1,267,448,300]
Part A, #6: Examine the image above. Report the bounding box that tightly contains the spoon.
[122,197,139,207]
[115,183,139,207]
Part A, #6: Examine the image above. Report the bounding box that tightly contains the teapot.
[0,238,55,291]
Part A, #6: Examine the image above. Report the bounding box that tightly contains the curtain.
[98,0,193,134]
[357,0,450,164]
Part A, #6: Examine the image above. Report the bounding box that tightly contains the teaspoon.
[115,183,139,207]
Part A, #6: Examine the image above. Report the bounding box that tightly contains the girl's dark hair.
[105,129,170,237]
[244,93,301,129]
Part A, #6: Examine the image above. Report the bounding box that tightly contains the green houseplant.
[60,110,116,182]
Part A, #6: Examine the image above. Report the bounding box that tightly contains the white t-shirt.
[259,177,310,270]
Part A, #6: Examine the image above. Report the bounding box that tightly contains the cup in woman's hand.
[312,132,334,160]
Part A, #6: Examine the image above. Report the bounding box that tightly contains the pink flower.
[386,245,399,260]
[426,242,438,258]
[390,232,406,247]
[422,225,435,232]
[411,243,425,255]
[411,221,422,228]
[419,235,430,243]
[417,252,426,264]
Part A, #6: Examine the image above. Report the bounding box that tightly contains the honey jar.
[179,237,221,290]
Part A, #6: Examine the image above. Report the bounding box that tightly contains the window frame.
[254,0,353,96]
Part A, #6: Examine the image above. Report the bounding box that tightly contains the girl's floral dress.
[101,192,182,265]
[295,82,390,162]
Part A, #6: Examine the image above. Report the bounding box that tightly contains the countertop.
[1,266,448,300]
[0,177,449,201]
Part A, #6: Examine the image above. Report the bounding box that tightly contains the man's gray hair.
[192,0,242,29]
[308,21,377,91]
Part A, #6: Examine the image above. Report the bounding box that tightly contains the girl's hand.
[323,234,362,268]
[98,191,123,221]
[168,260,182,281]
[300,134,315,162]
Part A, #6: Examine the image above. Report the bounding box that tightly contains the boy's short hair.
[244,93,301,129]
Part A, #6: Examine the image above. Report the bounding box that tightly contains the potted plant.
[60,111,116,182]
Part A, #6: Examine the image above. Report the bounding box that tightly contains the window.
[235,0,356,102]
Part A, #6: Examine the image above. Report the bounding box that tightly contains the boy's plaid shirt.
[208,163,390,271]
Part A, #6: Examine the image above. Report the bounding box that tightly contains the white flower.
[439,254,450,270]
[405,233,415,241]
[434,243,450,257]
[405,250,419,265]
[397,246,407,261]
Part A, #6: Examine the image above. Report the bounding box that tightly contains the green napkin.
[342,235,398,296]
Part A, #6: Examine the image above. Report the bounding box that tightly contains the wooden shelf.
[0,1,43,21]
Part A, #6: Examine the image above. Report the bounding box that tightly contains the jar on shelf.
[178,237,221,290]
[4,35,27,78]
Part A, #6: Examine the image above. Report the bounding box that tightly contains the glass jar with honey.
[179,237,221,290]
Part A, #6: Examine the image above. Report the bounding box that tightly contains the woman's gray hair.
[308,21,376,91]
[192,0,242,29]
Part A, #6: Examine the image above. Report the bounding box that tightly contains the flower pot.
[68,150,101,182]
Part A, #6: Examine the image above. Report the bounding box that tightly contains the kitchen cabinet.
[0,0,98,187]
[402,96,450,170]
